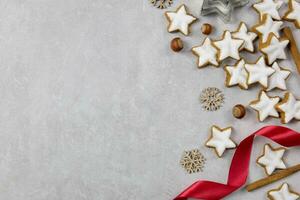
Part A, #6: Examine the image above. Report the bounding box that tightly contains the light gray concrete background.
[0,0,299,199]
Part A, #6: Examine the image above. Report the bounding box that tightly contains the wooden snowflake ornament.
[200,87,225,111]
[150,0,173,9]
[180,149,206,173]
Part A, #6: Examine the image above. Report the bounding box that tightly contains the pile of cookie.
[164,1,300,199]
[165,1,300,124]
[165,0,300,197]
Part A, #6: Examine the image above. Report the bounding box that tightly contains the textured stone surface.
[0,0,299,199]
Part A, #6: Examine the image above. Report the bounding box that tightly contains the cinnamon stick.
[283,27,300,74]
[246,164,300,192]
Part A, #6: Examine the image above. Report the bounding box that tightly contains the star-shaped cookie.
[192,38,219,68]
[213,31,244,61]
[232,22,257,52]
[205,125,237,157]
[249,90,280,121]
[225,59,248,89]
[252,14,283,44]
[276,92,300,123]
[245,56,275,87]
[268,183,300,200]
[267,62,291,91]
[283,0,300,29]
[257,144,286,175]
[260,34,289,65]
[165,5,197,36]
[253,0,283,20]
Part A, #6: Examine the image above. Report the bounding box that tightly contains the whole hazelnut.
[232,104,246,119]
[201,23,213,35]
[170,37,183,52]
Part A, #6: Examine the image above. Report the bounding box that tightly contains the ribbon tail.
[174,181,238,200]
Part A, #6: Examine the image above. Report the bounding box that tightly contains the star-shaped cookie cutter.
[201,0,249,22]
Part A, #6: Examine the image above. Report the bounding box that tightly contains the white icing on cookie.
[253,0,283,20]
[253,14,283,43]
[245,56,275,87]
[260,34,289,65]
[257,144,286,175]
[277,92,300,123]
[165,5,197,36]
[213,31,244,61]
[267,62,291,91]
[249,91,280,121]
[284,0,300,28]
[232,22,257,52]
[268,183,300,200]
[206,126,236,157]
[192,38,219,67]
[225,59,248,89]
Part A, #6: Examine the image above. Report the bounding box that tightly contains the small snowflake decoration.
[200,87,225,111]
[150,0,173,9]
[180,149,206,174]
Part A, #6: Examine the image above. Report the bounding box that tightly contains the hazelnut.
[201,23,213,35]
[232,104,246,119]
[170,37,183,52]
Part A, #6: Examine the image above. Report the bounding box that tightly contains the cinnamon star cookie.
[252,14,283,44]
[232,22,257,52]
[192,38,219,68]
[253,0,283,20]
[257,143,286,175]
[267,62,291,91]
[245,56,275,88]
[283,0,300,29]
[260,34,289,65]
[205,125,236,157]
[224,59,248,89]
[268,183,300,200]
[276,92,300,123]
[165,5,197,36]
[213,31,244,61]
[249,90,280,122]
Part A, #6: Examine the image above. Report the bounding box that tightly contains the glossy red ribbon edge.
[174,126,300,200]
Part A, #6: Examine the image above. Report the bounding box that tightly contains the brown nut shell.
[171,37,183,52]
[232,104,246,119]
[201,23,213,35]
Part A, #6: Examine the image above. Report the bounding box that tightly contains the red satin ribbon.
[174,126,300,200]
